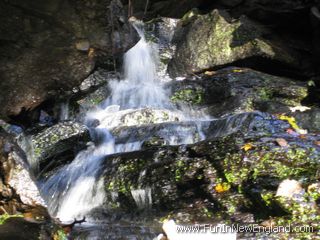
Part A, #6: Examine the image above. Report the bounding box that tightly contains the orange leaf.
[314,141,320,146]
[215,183,231,193]
[299,134,307,139]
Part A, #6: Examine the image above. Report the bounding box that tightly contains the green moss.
[261,191,274,207]
[50,134,59,143]
[220,142,319,188]
[53,229,68,240]
[171,89,204,105]
[222,153,250,185]
[89,97,104,105]
[201,207,213,218]
[106,159,146,194]
[0,214,23,225]
[180,9,200,25]
[174,159,188,182]
[33,147,42,158]
[256,87,273,101]
[273,194,320,239]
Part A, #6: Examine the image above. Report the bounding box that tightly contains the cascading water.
[40,19,208,223]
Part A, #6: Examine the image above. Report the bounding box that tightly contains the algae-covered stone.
[168,67,308,116]
[100,112,320,225]
[26,121,90,173]
[168,9,302,77]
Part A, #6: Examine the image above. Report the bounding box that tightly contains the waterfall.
[40,19,208,222]
[59,100,70,121]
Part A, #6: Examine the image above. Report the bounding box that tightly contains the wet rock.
[0,217,50,240]
[21,121,90,174]
[291,108,320,133]
[77,69,118,93]
[74,69,118,119]
[112,112,289,147]
[100,112,320,226]
[169,67,308,117]
[144,17,179,80]
[88,107,183,129]
[168,9,305,77]
[0,128,45,215]
[0,216,67,240]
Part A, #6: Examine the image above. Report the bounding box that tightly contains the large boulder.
[168,67,308,117]
[100,114,320,239]
[0,0,134,121]
[168,9,306,77]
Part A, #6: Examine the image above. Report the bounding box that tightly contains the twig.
[60,217,86,228]
[144,0,149,17]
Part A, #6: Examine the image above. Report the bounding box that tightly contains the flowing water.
[39,19,208,225]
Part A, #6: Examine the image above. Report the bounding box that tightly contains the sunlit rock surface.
[0,128,45,214]
[168,9,306,77]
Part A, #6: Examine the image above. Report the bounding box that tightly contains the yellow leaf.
[215,183,231,193]
[278,115,301,131]
[241,143,254,151]
[204,71,215,76]
[232,69,243,73]
[88,48,95,58]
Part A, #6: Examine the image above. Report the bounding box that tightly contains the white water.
[41,19,208,222]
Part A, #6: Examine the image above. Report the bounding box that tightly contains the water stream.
[40,19,208,225]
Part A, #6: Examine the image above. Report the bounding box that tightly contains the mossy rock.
[168,9,302,77]
[100,113,320,228]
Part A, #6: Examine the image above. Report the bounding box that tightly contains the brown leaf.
[275,138,288,147]
[314,141,320,146]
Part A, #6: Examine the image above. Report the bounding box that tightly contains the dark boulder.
[292,108,320,133]
[0,0,135,121]
[168,67,308,117]
[168,9,310,78]
[100,113,320,229]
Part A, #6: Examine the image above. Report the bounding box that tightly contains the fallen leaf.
[278,115,300,130]
[88,48,95,58]
[241,143,254,151]
[286,128,300,137]
[275,138,288,147]
[204,70,216,76]
[299,134,307,139]
[232,69,243,73]
[215,183,231,193]
[314,141,320,146]
[286,128,295,134]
